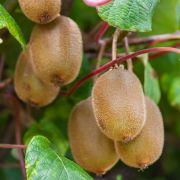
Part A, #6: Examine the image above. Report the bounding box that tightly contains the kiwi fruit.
[115,97,164,169]
[92,67,146,142]
[18,0,61,24]
[29,16,83,87]
[14,50,60,107]
[68,98,118,175]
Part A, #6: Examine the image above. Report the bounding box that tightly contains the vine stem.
[64,47,180,96]
[0,78,12,89]
[3,94,27,180]
[0,163,20,168]
[95,22,109,43]
[0,55,5,80]
[94,41,107,82]
[0,144,27,149]
[150,43,180,59]
[124,37,133,72]
[128,32,180,46]
[112,28,121,60]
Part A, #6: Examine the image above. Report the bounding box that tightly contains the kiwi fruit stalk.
[14,50,60,107]
[18,0,61,24]
[115,97,164,169]
[29,16,83,87]
[68,98,118,175]
[92,68,146,142]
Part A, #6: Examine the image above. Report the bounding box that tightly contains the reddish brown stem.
[0,55,5,80]
[128,32,180,46]
[0,163,20,168]
[64,47,180,96]
[0,144,27,149]
[0,78,12,89]
[3,94,27,180]
[124,37,133,71]
[95,22,109,43]
[150,43,180,59]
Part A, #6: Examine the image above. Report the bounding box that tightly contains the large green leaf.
[0,4,25,48]
[25,136,92,180]
[98,0,159,32]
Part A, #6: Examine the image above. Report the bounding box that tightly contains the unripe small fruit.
[68,98,118,175]
[18,0,61,24]
[115,97,164,169]
[14,50,60,107]
[92,68,146,142]
[29,16,83,87]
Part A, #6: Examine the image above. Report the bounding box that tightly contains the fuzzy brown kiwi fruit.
[68,98,118,175]
[92,67,146,142]
[29,16,83,87]
[115,97,164,169]
[18,0,61,24]
[14,50,60,107]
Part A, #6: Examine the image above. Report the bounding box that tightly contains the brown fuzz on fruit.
[68,98,118,175]
[18,0,61,24]
[14,50,60,107]
[29,16,83,87]
[115,97,164,169]
[92,68,146,142]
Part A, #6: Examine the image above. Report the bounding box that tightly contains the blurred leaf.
[71,54,93,101]
[10,149,19,160]
[0,169,22,180]
[177,0,180,28]
[25,136,92,180]
[24,121,68,156]
[144,62,161,104]
[116,175,122,180]
[151,53,180,75]
[168,77,180,111]
[0,4,25,48]
[98,0,159,32]
[148,0,179,34]
[70,1,99,31]
[161,74,180,111]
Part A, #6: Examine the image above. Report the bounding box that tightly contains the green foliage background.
[0,0,180,179]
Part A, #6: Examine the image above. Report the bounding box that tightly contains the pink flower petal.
[83,0,111,7]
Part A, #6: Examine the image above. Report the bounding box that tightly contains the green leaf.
[168,77,180,111]
[25,136,92,180]
[24,121,69,156]
[116,175,122,180]
[0,4,25,48]
[162,74,180,111]
[178,0,180,28]
[98,0,159,32]
[148,0,179,34]
[144,62,161,104]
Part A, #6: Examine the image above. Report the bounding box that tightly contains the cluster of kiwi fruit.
[16,0,164,175]
[68,66,164,175]
[15,0,83,107]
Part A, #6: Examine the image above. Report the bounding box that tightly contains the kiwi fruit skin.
[115,97,164,169]
[18,0,61,24]
[14,50,60,107]
[92,68,146,142]
[29,16,83,87]
[68,98,118,175]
